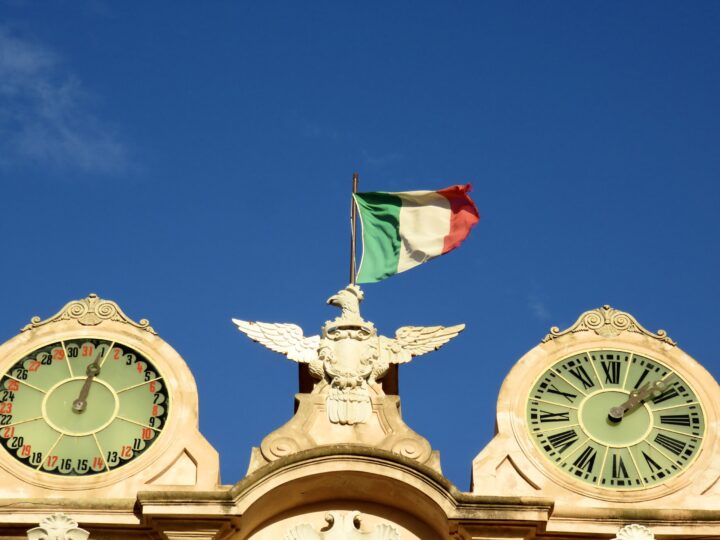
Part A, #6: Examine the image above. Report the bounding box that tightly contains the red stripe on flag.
[436,184,480,254]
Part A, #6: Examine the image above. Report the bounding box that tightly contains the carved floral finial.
[27,513,90,540]
[614,524,654,540]
[21,294,156,335]
[542,305,675,346]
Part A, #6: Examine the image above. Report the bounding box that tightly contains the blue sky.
[0,2,719,489]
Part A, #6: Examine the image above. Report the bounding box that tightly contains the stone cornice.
[139,446,554,520]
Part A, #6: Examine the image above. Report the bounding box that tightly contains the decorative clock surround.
[0,294,219,495]
[472,305,720,505]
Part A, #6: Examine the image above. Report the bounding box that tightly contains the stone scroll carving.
[542,305,675,346]
[284,511,400,539]
[233,285,463,425]
[27,513,90,540]
[22,293,156,334]
[614,524,654,540]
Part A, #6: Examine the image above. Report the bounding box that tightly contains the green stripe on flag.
[354,192,402,283]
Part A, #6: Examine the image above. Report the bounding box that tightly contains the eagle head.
[327,285,364,318]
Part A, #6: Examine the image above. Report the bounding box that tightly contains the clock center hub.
[579,390,652,447]
[42,378,118,436]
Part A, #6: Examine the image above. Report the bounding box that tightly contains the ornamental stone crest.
[27,513,90,540]
[21,293,156,334]
[542,305,675,346]
[284,511,400,540]
[233,285,463,425]
[614,524,654,540]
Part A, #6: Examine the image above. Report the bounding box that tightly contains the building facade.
[0,291,717,539]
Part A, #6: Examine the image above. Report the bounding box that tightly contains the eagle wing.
[231,319,320,363]
[381,324,465,364]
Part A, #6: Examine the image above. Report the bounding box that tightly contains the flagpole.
[349,172,359,285]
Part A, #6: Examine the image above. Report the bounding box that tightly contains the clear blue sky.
[1,2,719,490]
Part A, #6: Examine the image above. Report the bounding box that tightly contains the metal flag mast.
[348,170,402,394]
[349,172,359,285]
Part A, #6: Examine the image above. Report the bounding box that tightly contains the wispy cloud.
[528,295,551,321]
[0,27,128,174]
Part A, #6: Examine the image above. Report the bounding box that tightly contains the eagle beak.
[327,294,339,306]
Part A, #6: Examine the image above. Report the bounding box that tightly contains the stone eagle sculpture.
[233,285,464,425]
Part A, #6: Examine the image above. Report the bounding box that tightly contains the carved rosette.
[284,511,400,539]
[21,293,156,334]
[614,524,654,540]
[542,305,675,346]
[27,513,90,540]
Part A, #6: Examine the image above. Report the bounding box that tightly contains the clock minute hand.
[72,361,102,413]
[608,379,666,423]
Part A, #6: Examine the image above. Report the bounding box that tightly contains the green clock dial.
[0,339,169,476]
[526,350,704,490]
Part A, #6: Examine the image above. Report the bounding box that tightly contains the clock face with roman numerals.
[0,338,169,476]
[526,349,705,490]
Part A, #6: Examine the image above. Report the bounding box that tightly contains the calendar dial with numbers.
[526,350,705,490]
[0,338,169,476]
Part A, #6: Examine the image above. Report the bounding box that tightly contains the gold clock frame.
[0,294,219,495]
[474,305,720,503]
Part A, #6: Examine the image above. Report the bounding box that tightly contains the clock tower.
[0,293,719,538]
[472,305,720,536]
[0,294,219,500]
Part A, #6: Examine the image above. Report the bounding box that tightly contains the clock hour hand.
[608,379,666,423]
[72,361,102,413]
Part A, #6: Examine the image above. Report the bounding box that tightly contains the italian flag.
[353,184,479,283]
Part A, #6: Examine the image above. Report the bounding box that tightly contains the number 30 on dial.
[0,339,169,476]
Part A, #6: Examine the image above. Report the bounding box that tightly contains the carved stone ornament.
[614,524,654,540]
[21,293,156,334]
[233,285,464,425]
[284,511,400,539]
[542,305,675,346]
[27,513,90,540]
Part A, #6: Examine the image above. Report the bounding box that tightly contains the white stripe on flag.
[397,191,451,273]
